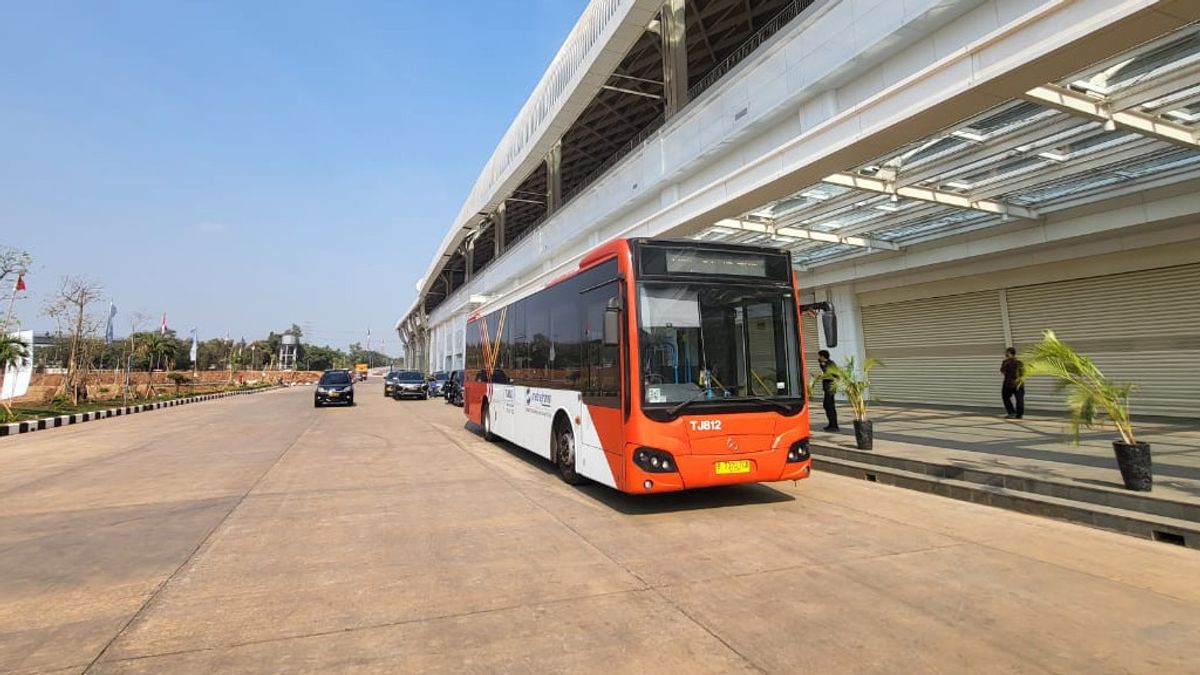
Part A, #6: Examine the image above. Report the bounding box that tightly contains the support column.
[546,140,562,214]
[493,203,507,259]
[660,0,688,118]
[824,284,867,396]
[464,236,475,283]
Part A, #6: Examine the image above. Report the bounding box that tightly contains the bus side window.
[581,283,620,407]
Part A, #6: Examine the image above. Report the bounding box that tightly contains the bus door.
[578,281,624,488]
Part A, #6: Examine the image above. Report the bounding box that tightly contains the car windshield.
[320,371,351,386]
[638,282,802,406]
[434,372,448,381]
[396,371,423,382]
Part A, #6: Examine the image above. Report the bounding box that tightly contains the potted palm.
[815,356,881,450]
[1021,330,1150,491]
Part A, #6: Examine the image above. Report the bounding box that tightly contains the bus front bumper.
[626,447,812,493]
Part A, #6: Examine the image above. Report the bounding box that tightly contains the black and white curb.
[0,386,283,438]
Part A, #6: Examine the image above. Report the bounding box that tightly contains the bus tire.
[481,400,495,442]
[553,417,584,485]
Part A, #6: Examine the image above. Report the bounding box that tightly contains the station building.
[397,0,1200,418]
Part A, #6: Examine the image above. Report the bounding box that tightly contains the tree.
[43,277,104,405]
[137,332,179,395]
[0,245,31,287]
[0,332,30,420]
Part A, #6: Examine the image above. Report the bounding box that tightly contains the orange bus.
[464,238,822,493]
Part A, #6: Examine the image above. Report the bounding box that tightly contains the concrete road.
[2,385,1198,674]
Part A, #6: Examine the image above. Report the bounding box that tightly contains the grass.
[2,382,277,424]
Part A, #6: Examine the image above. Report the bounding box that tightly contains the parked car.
[383,371,402,397]
[391,370,428,400]
[428,371,449,397]
[443,370,464,407]
[314,369,355,407]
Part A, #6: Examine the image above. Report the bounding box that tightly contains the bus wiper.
[666,391,712,418]
[743,396,794,414]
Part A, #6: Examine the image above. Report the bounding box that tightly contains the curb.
[813,443,1198,550]
[0,386,284,439]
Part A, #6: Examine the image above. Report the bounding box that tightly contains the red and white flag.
[13,275,25,293]
[160,313,168,335]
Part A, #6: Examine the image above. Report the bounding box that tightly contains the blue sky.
[1,0,586,353]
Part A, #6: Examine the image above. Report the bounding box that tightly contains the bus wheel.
[481,400,495,442]
[554,420,584,485]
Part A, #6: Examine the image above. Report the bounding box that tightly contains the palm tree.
[0,333,30,421]
[1021,330,1136,445]
[138,333,178,397]
[1021,330,1149,491]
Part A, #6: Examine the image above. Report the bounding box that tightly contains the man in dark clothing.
[818,350,839,432]
[1001,347,1024,419]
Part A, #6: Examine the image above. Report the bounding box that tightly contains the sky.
[0,0,587,354]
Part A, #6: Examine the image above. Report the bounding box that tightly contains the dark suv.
[390,370,428,400]
[314,369,355,407]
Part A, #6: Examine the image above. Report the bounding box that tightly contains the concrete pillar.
[546,140,562,214]
[493,203,507,259]
[660,0,688,118]
[823,283,868,382]
[464,237,475,283]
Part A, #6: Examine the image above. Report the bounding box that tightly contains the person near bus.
[1001,347,1025,419]
[817,349,839,432]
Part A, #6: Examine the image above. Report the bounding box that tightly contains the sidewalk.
[811,405,1200,509]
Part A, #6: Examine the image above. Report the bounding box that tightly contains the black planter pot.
[853,420,873,450]
[1113,441,1152,491]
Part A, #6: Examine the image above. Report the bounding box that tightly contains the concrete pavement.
[1,385,1198,673]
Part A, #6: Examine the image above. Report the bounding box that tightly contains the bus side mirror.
[822,309,838,348]
[603,307,620,346]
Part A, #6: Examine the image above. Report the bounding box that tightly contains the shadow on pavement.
[463,422,795,514]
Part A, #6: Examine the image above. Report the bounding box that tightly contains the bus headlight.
[787,438,811,463]
[634,447,676,473]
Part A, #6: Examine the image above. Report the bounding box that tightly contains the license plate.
[329,392,340,398]
[714,460,752,475]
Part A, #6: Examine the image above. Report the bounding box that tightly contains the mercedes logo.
[725,437,738,451]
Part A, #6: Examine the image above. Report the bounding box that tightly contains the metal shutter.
[1007,263,1200,418]
[861,290,1006,407]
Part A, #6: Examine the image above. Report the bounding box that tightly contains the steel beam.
[822,172,1040,220]
[1024,84,1200,148]
[714,218,902,251]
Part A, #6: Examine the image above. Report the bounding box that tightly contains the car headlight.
[317,387,328,393]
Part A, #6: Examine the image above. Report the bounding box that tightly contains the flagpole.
[2,281,19,333]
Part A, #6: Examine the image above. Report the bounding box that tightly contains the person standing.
[1001,347,1025,419]
[817,350,839,432]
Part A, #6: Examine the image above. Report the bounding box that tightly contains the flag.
[189,328,198,364]
[104,302,117,345]
[13,275,25,293]
[160,313,168,335]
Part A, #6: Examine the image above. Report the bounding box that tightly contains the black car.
[390,370,428,400]
[443,370,464,407]
[314,369,355,407]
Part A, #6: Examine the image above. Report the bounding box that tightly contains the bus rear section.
[464,238,813,494]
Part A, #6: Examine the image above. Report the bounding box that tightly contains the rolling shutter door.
[1007,263,1200,418]
[861,290,1006,407]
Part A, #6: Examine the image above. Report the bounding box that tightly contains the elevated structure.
[399,0,1200,415]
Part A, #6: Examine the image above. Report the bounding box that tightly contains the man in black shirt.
[1001,347,1024,419]
[818,350,839,432]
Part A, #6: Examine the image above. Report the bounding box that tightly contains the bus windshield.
[638,282,802,407]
